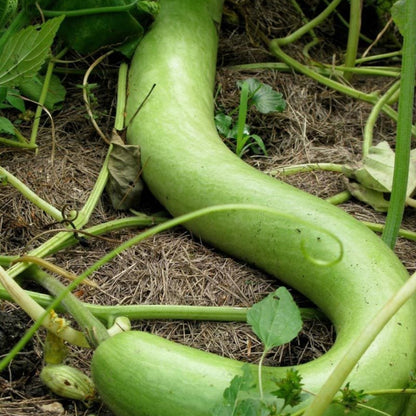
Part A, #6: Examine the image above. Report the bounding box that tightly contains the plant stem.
[362,221,416,242]
[4,146,111,279]
[362,80,400,157]
[236,81,249,157]
[382,0,416,249]
[355,51,402,64]
[115,62,128,131]
[76,204,343,285]
[0,266,88,347]
[30,267,109,347]
[41,1,139,17]
[267,162,345,176]
[343,0,362,81]
[29,59,56,148]
[0,136,37,149]
[0,166,62,220]
[258,350,267,400]
[228,62,400,78]
[276,0,342,46]
[0,282,323,324]
[325,190,351,205]
[303,271,416,416]
[268,41,416,136]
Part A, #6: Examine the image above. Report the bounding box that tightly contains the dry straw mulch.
[1,1,415,415]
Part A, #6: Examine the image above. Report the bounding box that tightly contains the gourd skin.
[91,0,416,415]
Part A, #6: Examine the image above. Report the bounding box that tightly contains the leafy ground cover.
[0,1,415,415]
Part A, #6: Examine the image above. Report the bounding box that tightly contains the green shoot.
[215,78,285,157]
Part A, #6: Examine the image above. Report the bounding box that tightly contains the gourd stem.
[27,266,109,347]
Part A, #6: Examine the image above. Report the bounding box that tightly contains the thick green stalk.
[343,0,362,81]
[382,0,416,249]
[0,266,88,348]
[30,267,109,347]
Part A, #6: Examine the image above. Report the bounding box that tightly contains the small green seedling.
[212,287,304,416]
[215,78,286,157]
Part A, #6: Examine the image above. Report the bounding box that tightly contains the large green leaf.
[50,0,144,55]
[0,16,64,88]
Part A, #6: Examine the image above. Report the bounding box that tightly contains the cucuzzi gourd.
[91,1,416,415]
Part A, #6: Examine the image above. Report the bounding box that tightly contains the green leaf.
[19,74,66,110]
[224,364,255,405]
[344,141,416,209]
[391,0,407,36]
[0,0,18,28]
[215,112,233,137]
[0,16,64,88]
[237,78,286,114]
[212,364,256,416]
[6,88,25,112]
[0,116,15,135]
[51,0,144,55]
[272,369,304,409]
[345,181,390,212]
[336,383,369,412]
[247,287,302,352]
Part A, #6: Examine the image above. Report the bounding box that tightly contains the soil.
[0,1,414,415]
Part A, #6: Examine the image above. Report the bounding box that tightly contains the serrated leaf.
[223,364,255,405]
[247,287,302,352]
[212,365,256,416]
[0,16,64,88]
[237,78,286,114]
[272,368,304,409]
[0,116,15,135]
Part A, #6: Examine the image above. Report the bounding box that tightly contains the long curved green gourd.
[91,1,416,415]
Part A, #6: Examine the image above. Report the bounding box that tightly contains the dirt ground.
[1,1,415,415]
